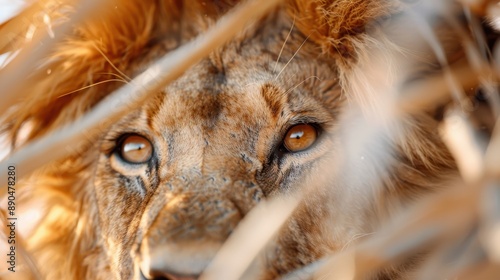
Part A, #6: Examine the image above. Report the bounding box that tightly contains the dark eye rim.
[281,123,322,154]
[114,133,154,165]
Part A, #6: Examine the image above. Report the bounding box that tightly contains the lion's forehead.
[152,42,339,128]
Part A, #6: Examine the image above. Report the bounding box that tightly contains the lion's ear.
[285,0,403,59]
[0,1,182,145]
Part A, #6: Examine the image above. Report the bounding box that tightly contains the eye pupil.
[283,124,318,153]
[119,135,153,164]
[123,142,146,153]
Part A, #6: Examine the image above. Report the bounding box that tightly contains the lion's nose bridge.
[150,169,263,237]
[139,175,246,279]
[151,172,265,242]
[153,185,241,241]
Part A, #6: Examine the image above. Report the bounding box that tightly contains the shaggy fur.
[0,0,481,279]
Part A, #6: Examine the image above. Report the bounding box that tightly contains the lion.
[0,0,495,279]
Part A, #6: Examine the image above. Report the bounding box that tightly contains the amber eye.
[283,124,318,153]
[118,135,153,164]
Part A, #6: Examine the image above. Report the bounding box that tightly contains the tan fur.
[1,0,475,279]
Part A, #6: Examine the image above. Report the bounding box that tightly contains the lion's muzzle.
[138,175,263,279]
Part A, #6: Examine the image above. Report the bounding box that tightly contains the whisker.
[284,75,321,95]
[341,232,375,252]
[275,35,310,81]
[95,72,131,80]
[57,79,128,98]
[273,16,295,73]
[281,73,299,88]
[92,43,132,82]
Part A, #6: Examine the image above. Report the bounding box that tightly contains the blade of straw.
[201,197,300,280]
[312,183,480,279]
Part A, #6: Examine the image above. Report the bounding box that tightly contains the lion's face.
[4,1,466,279]
[82,5,462,278]
[94,14,343,279]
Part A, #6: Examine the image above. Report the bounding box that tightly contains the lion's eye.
[118,135,153,164]
[283,124,318,152]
